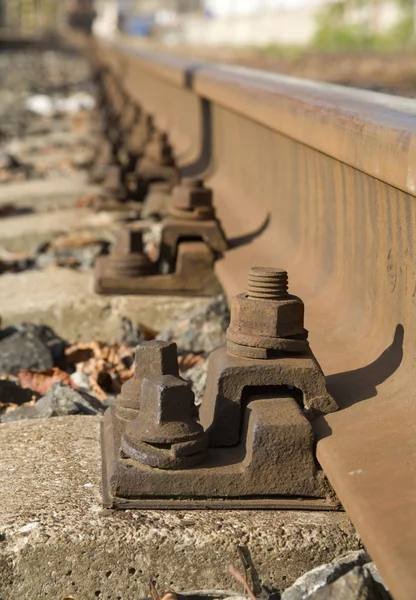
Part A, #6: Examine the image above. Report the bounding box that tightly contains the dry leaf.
[139,323,159,340]
[18,368,76,396]
[50,231,104,250]
[65,344,95,364]
[88,376,108,401]
[63,339,155,396]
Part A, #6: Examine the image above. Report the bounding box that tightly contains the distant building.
[203,0,332,19]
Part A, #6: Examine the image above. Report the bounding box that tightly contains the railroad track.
[80,34,415,600]
[0,31,414,600]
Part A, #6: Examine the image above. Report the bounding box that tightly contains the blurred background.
[0,0,415,49]
[1,0,415,93]
[95,0,416,51]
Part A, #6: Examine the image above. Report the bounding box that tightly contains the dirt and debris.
[0,49,92,140]
[0,313,215,422]
[0,48,102,279]
[35,231,109,270]
[0,247,34,273]
[0,236,109,275]
[142,550,390,600]
[18,367,75,396]
[0,49,95,192]
[0,153,34,183]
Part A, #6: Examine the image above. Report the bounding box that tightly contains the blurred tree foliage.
[313,0,416,51]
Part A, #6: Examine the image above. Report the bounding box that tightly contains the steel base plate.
[101,409,339,510]
[95,241,222,297]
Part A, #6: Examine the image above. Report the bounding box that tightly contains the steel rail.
[86,36,416,600]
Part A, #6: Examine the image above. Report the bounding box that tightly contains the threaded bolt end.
[247,266,289,300]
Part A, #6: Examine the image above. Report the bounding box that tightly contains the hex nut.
[173,179,213,210]
[228,293,305,341]
[145,132,174,165]
[108,227,154,277]
[112,227,144,255]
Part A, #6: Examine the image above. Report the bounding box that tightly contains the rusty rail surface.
[83,36,415,600]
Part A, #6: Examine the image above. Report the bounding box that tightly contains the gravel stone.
[36,383,105,416]
[0,323,65,375]
[1,404,42,423]
[1,383,105,423]
[157,295,230,353]
[69,369,91,390]
[120,316,146,346]
[363,562,389,594]
[280,551,390,600]
[36,241,108,270]
[307,566,390,600]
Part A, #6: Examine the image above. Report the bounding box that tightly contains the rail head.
[194,63,416,197]
[96,37,416,197]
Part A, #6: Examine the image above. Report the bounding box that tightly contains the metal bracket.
[95,240,222,296]
[94,179,227,296]
[101,267,339,509]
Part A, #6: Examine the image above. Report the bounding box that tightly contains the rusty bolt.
[116,341,179,421]
[122,374,208,469]
[172,179,212,209]
[226,266,308,356]
[145,131,175,166]
[170,179,215,220]
[108,227,154,277]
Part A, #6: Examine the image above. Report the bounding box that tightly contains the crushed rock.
[1,382,105,423]
[281,550,390,600]
[0,323,65,375]
[35,230,109,270]
[156,295,230,353]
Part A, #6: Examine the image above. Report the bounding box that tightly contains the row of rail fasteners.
[93,68,339,510]
[90,68,228,296]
